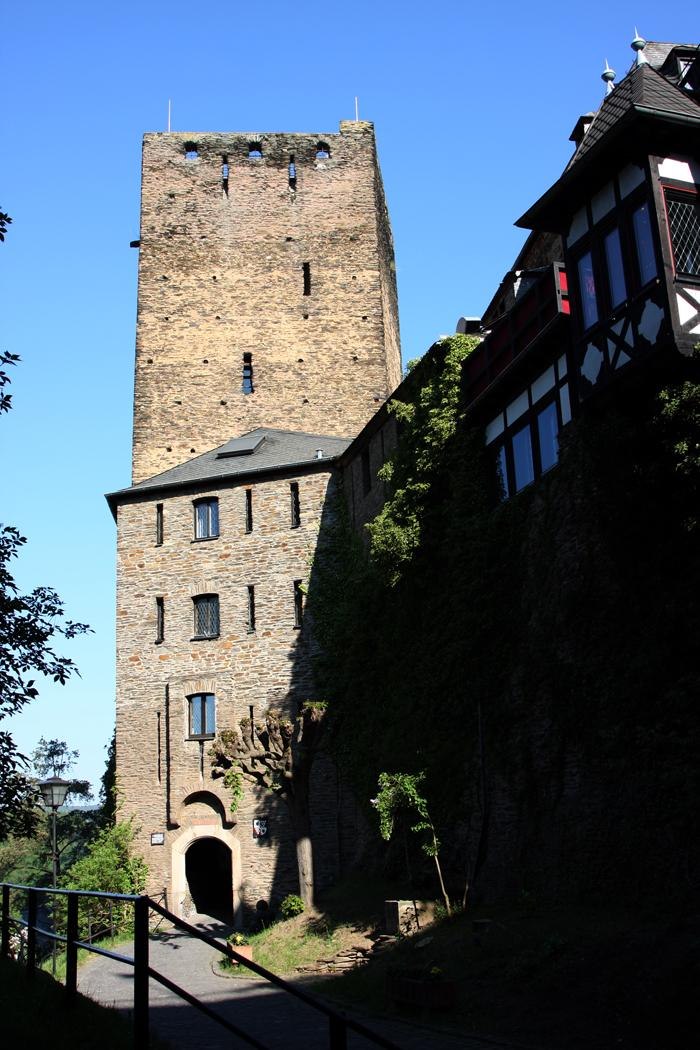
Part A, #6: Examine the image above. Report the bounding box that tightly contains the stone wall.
[132,121,401,483]
[115,466,346,914]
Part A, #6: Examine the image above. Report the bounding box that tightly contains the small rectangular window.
[512,423,535,493]
[577,251,598,330]
[245,489,253,533]
[188,693,216,738]
[290,482,301,528]
[155,597,164,644]
[604,228,627,307]
[293,580,304,628]
[194,498,219,540]
[247,585,256,632]
[302,262,311,296]
[155,503,164,546]
[193,594,220,638]
[361,447,371,495]
[667,194,700,277]
[632,203,657,285]
[537,402,559,473]
[242,353,254,395]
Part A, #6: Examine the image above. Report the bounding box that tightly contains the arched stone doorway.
[185,837,233,920]
[171,793,242,921]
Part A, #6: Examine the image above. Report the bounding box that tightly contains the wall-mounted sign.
[150,832,165,846]
[252,819,268,838]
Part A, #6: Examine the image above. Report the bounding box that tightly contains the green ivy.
[223,767,244,813]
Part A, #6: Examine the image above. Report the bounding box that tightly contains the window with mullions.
[486,355,571,499]
[193,594,220,638]
[194,498,219,540]
[667,193,700,277]
[632,202,657,285]
[188,693,215,738]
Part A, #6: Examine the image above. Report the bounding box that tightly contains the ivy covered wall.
[309,339,700,905]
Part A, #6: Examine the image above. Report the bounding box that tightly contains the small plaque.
[252,819,268,838]
[150,832,165,846]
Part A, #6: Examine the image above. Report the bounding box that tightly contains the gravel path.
[77,915,519,1050]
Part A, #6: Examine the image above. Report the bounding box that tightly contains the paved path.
[77,915,520,1050]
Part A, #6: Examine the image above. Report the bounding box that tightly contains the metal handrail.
[1,882,403,1050]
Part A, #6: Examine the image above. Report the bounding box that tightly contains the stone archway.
[185,837,233,920]
[171,801,241,920]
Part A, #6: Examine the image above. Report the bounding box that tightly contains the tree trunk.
[290,786,315,909]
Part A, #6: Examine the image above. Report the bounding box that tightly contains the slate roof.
[567,61,700,170]
[106,428,350,511]
[517,50,700,231]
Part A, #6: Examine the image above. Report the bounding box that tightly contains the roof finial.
[601,59,616,95]
[631,28,648,66]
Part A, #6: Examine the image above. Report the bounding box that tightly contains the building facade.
[110,122,400,918]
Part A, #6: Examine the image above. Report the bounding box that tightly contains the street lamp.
[38,776,71,976]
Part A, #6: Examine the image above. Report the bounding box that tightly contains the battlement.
[132,120,400,482]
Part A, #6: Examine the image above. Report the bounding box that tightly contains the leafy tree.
[210,702,327,908]
[373,771,451,915]
[0,221,91,840]
[61,821,148,938]
[98,730,117,827]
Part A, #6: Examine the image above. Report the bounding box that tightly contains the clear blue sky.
[2,2,696,793]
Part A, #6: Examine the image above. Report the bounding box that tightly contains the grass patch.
[0,955,143,1049]
[224,913,343,976]
[40,932,135,984]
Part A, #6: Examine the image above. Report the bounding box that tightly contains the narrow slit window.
[293,580,304,628]
[288,154,297,190]
[155,597,164,644]
[302,262,311,296]
[222,155,229,196]
[245,489,253,533]
[247,585,256,633]
[242,352,254,394]
[155,503,164,546]
[290,482,301,528]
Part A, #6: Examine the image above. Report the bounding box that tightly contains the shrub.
[279,893,305,920]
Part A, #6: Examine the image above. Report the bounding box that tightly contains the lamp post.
[38,776,71,976]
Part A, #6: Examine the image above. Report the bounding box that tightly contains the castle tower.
[110,120,400,919]
[132,121,401,483]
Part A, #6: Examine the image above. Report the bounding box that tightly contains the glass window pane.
[496,445,510,499]
[560,383,572,425]
[209,500,219,537]
[537,402,559,473]
[577,252,598,329]
[604,228,627,307]
[667,196,700,276]
[531,366,555,403]
[632,203,657,285]
[512,425,535,492]
[196,503,208,538]
[506,390,529,426]
[204,695,216,734]
[190,698,203,735]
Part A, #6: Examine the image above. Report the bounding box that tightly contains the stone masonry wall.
[132,121,401,483]
[115,467,344,914]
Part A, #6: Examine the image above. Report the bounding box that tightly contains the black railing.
[1,883,402,1050]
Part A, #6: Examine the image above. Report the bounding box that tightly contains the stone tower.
[110,120,401,919]
[132,121,401,483]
